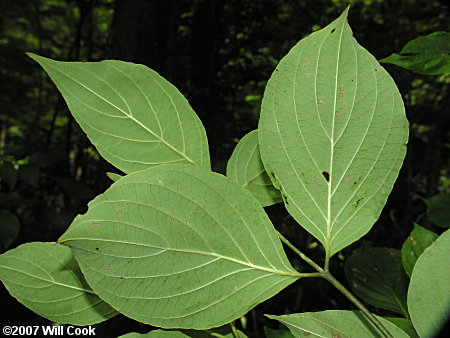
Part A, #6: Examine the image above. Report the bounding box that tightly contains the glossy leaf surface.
[380,32,450,75]
[408,229,450,338]
[60,165,298,329]
[258,8,408,257]
[267,310,408,337]
[227,130,281,206]
[0,242,117,325]
[401,224,438,277]
[345,245,408,316]
[28,54,210,173]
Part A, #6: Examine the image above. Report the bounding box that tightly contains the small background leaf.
[401,223,438,277]
[408,229,450,338]
[425,193,450,228]
[267,310,409,337]
[60,165,298,329]
[380,32,450,75]
[344,245,409,316]
[28,53,210,173]
[0,209,20,250]
[226,130,281,206]
[0,242,117,325]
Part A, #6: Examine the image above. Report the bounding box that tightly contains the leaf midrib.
[60,237,301,278]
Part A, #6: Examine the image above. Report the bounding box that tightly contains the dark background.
[0,0,449,336]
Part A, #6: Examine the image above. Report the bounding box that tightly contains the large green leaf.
[0,242,117,325]
[266,310,409,337]
[226,130,281,207]
[258,8,408,257]
[0,209,20,250]
[380,32,450,75]
[401,224,438,277]
[425,193,450,228]
[344,245,409,316]
[28,54,210,173]
[59,165,299,329]
[408,229,450,338]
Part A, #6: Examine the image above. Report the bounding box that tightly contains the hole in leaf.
[95,247,99,251]
[331,28,336,33]
[322,171,330,182]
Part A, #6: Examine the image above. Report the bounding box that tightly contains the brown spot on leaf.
[301,60,309,67]
[117,210,123,216]
[157,178,164,186]
[338,93,344,98]
[305,72,312,77]
[92,222,101,228]
[317,98,327,105]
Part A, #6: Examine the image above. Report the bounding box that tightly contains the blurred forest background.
[0,0,449,336]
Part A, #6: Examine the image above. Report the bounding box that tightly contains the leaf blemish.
[186,219,191,226]
[317,98,326,105]
[322,171,330,182]
[157,178,164,186]
[301,60,309,67]
[313,176,318,183]
[117,209,123,216]
[337,93,344,98]
[92,222,101,227]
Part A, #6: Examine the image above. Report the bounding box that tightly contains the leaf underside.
[259,8,408,256]
[59,165,298,329]
[226,130,282,207]
[0,242,117,325]
[28,53,210,174]
[267,310,409,338]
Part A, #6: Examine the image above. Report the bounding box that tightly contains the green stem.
[230,322,239,338]
[321,273,393,338]
[277,231,324,272]
[278,231,393,338]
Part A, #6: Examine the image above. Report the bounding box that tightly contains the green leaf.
[408,229,450,338]
[425,193,450,228]
[344,245,409,316]
[264,327,295,338]
[28,53,210,173]
[59,165,299,329]
[119,330,190,338]
[266,310,409,337]
[0,209,20,250]
[258,8,408,257]
[401,224,438,277]
[383,317,419,338]
[0,242,117,325]
[380,32,450,75]
[106,172,123,182]
[226,130,282,207]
